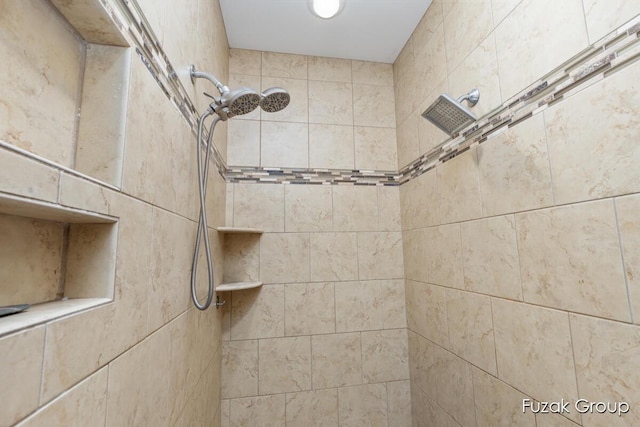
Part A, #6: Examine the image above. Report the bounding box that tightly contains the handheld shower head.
[260,87,291,113]
[222,87,261,116]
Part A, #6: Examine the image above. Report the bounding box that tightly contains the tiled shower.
[1,0,640,426]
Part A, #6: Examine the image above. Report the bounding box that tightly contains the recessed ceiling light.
[309,0,345,19]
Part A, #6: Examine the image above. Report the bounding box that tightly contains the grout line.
[566,313,584,426]
[613,197,635,324]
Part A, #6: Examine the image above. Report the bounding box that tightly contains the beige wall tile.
[443,1,493,73]
[400,169,439,230]
[583,0,640,43]
[357,232,404,280]
[223,233,260,283]
[0,149,59,203]
[227,120,260,166]
[408,330,439,399]
[229,395,285,427]
[412,0,444,55]
[221,399,230,427]
[516,200,629,321]
[492,299,580,422]
[308,81,353,125]
[308,124,355,169]
[308,56,352,82]
[261,77,308,123]
[414,23,448,106]
[405,280,449,348]
[309,232,358,281]
[338,384,388,427]
[377,186,402,232]
[353,84,396,128]
[461,215,522,300]
[491,0,521,25]
[230,285,285,340]
[258,336,311,394]
[393,39,417,124]
[355,127,398,171]
[259,233,310,283]
[311,333,362,389]
[402,229,428,283]
[495,0,588,98]
[352,61,393,86]
[261,121,309,168]
[335,281,383,332]
[412,383,460,427]
[425,224,463,289]
[362,329,409,383]
[544,63,640,205]
[396,113,420,169]
[285,185,333,232]
[228,74,262,121]
[535,413,582,427]
[435,350,476,427]
[616,194,640,324]
[229,49,261,75]
[285,389,338,427]
[472,366,536,427]
[446,289,497,375]
[284,282,335,336]
[570,314,640,426]
[234,184,284,232]
[437,149,483,224]
[262,52,307,79]
[382,279,407,329]
[478,114,554,216]
[333,185,378,231]
[0,327,45,426]
[387,380,412,427]
[222,340,258,399]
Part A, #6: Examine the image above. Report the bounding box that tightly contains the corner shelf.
[216,227,263,234]
[216,281,263,292]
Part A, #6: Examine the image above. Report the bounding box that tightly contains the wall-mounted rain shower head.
[221,87,261,116]
[260,87,291,113]
[421,88,480,137]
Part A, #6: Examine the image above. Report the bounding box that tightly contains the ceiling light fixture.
[309,0,345,19]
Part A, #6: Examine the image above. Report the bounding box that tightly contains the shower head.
[260,87,291,113]
[221,87,261,116]
[421,89,480,136]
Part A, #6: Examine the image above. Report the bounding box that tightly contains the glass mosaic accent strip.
[226,166,400,186]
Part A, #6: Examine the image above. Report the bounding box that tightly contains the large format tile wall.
[0,0,228,425]
[397,0,640,426]
[222,51,411,426]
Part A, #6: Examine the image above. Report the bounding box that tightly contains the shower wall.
[0,0,228,425]
[222,50,410,426]
[396,1,640,426]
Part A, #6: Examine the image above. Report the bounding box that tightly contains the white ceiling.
[219,0,433,64]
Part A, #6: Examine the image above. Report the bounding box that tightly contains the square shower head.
[421,93,476,137]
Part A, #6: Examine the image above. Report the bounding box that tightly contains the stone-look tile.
[378,186,402,232]
[446,289,497,375]
[335,281,383,332]
[228,74,262,121]
[229,49,261,75]
[492,299,580,422]
[353,84,396,128]
[285,184,333,232]
[0,327,45,426]
[354,126,398,170]
[425,224,464,289]
[0,149,59,202]
[402,229,428,283]
[338,384,388,427]
[0,0,80,167]
[332,185,378,231]
[495,0,588,98]
[382,279,407,329]
[234,184,284,232]
[260,233,310,283]
[583,0,640,43]
[309,233,358,281]
[311,333,362,389]
[352,60,394,86]
[443,0,494,72]
[229,395,285,427]
[516,200,629,321]
[417,78,450,155]
[435,350,476,427]
[408,330,440,399]
[308,56,352,82]
[222,340,258,399]
[544,63,640,205]
[261,77,308,123]
[388,380,412,427]
[478,114,554,216]
[362,329,409,383]
[262,52,307,79]
[393,39,418,124]
[226,184,234,227]
[472,367,536,427]
[396,111,420,169]
[491,0,521,24]
[308,124,355,169]
[261,121,309,168]
[357,232,404,280]
[437,149,483,224]
[414,23,448,108]
[400,169,439,230]
[285,283,335,336]
[227,120,260,166]
[411,1,444,59]
[230,285,285,340]
[221,399,230,427]
[461,215,522,300]
[17,367,108,427]
[616,194,640,324]
[0,215,64,306]
[405,281,449,348]
[308,81,354,126]
[571,314,640,426]
[535,413,582,427]
[412,383,460,427]
[285,390,338,427]
[258,336,311,394]
[58,172,113,216]
[223,233,260,283]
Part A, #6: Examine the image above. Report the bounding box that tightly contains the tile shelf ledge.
[216,282,263,292]
[216,227,263,234]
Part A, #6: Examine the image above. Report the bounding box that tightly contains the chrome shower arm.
[190,64,229,95]
[456,88,480,106]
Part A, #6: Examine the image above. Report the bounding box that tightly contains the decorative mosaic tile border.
[103,0,640,187]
